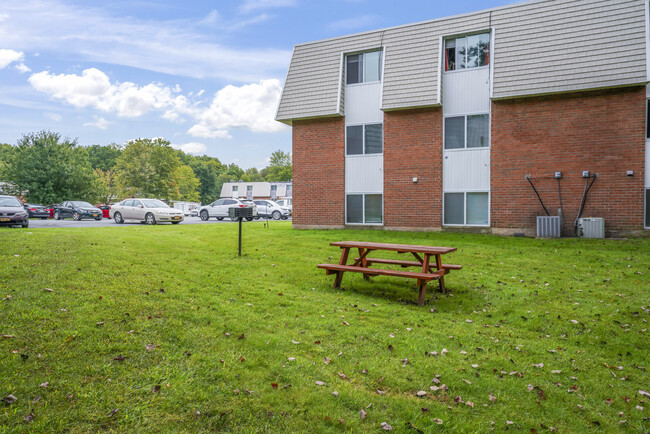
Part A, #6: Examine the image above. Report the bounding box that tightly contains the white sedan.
[110,198,184,225]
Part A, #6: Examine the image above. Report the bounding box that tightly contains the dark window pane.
[466,192,489,225]
[346,195,363,224]
[346,125,363,155]
[365,194,382,223]
[445,39,456,71]
[467,114,489,148]
[365,124,383,154]
[646,189,650,227]
[445,117,465,149]
[444,193,464,225]
[346,54,361,84]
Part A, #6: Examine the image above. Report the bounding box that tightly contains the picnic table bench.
[317,241,462,306]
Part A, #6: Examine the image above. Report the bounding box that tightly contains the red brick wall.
[491,87,646,235]
[384,108,443,229]
[292,117,345,227]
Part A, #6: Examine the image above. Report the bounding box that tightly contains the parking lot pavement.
[22,216,290,229]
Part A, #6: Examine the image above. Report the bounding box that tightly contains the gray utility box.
[228,206,253,219]
[577,218,605,238]
[537,216,561,237]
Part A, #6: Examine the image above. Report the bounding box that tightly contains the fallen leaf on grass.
[145,344,155,352]
[489,393,497,402]
[152,385,161,393]
[324,357,331,365]
[2,395,17,404]
[96,322,104,326]
[288,357,296,361]
[380,422,393,431]
[551,370,562,374]
[454,395,463,403]
[605,398,614,405]
[532,363,544,368]
[377,390,386,395]
[338,372,347,380]
[109,409,118,417]
[315,381,325,386]
[420,408,429,413]
[465,401,474,408]
[238,333,246,340]
[271,383,278,389]
[342,321,350,326]
[240,357,246,362]
[441,348,448,356]
[245,389,254,394]
[637,405,644,411]
[2,335,14,339]
[462,379,472,385]
[39,382,48,388]
[112,355,126,361]
[332,391,338,396]
[291,340,300,344]
[433,418,443,424]
[401,358,409,365]
[416,391,427,397]
[24,413,35,422]
[639,390,650,397]
[44,288,53,292]
[360,409,367,419]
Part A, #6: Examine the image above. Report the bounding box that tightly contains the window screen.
[444,193,464,225]
[444,117,465,149]
[467,114,489,148]
[346,195,363,223]
[364,51,381,82]
[365,124,383,154]
[365,194,382,223]
[346,125,363,155]
[466,192,489,225]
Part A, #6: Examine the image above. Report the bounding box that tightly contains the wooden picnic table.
[317,241,461,306]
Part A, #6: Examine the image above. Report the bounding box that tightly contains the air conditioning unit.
[537,216,561,237]
[578,218,604,238]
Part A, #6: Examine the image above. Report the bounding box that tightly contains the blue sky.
[0,0,514,169]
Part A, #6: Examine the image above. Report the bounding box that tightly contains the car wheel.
[145,213,156,225]
[95,216,102,221]
[245,217,253,221]
[217,217,224,221]
[200,210,209,221]
[54,211,61,220]
[73,212,81,221]
[272,210,281,220]
[22,221,29,228]
[40,217,47,220]
[113,212,124,224]
[171,221,181,224]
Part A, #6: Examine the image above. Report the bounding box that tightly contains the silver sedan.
[109,198,184,225]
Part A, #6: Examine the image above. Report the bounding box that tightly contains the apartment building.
[276,0,650,236]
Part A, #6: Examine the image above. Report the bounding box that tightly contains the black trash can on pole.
[228,206,253,256]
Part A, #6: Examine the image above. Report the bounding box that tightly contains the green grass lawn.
[1,222,649,432]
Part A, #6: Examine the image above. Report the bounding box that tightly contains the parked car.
[53,201,103,221]
[275,199,292,214]
[46,204,58,218]
[253,199,291,220]
[110,198,184,225]
[96,205,111,219]
[0,195,29,228]
[23,203,50,219]
[199,198,257,221]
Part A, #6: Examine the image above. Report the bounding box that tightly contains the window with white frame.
[444,192,489,226]
[346,194,382,224]
[346,50,382,85]
[346,124,383,155]
[445,33,490,71]
[444,114,489,149]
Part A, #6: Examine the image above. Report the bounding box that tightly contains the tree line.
[0,131,292,205]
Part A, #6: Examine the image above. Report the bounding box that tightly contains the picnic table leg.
[334,247,350,288]
[359,248,370,280]
[435,254,446,293]
[417,281,427,306]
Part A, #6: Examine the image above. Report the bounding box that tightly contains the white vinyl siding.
[276,0,646,123]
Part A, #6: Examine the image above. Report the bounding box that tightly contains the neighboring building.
[276,0,650,237]
[220,181,292,201]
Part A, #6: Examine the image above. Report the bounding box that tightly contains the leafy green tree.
[242,167,264,182]
[87,143,122,171]
[114,138,183,200]
[171,165,201,202]
[7,131,99,204]
[261,150,292,182]
[0,143,14,181]
[187,155,224,204]
[94,168,121,205]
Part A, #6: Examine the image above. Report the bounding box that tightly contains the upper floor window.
[444,114,489,149]
[346,124,383,155]
[445,33,490,71]
[346,50,382,84]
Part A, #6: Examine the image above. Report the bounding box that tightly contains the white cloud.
[28,66,287,138]
[188,79,286,137]
[0,1,291,82]
[240,0,297,13]
[83,117,110,130]
[171,142,208,155]
[45,112,62,121]
[0,49,25,69]
[15,63,30,73]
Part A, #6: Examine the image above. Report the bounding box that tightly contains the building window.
[286,184,292,198]
[346,124,383,155]
[246,185,253,199]
[232,185,238,198]
[646,189,650,228]
[346,194,383,224]
[346,50,382,84]
[270,184,277,200]
[444,114,489,149]
[444,192,489,226]
[445,33,490,71]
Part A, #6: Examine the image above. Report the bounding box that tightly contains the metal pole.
[238,217,242,256]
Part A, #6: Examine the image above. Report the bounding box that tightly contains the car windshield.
[0,197,22,207]
[142,199,168,208]
[71,201,94,208]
